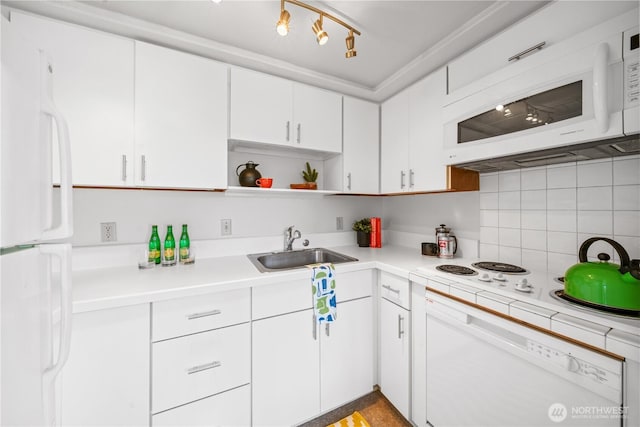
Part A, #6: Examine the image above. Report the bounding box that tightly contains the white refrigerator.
[1,14,74,426]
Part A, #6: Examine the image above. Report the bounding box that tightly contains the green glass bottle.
[163,225,176,265]
[179,224,190,263]
[148,225,161,264]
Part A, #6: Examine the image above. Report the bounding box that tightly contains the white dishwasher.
[425,289,625,427]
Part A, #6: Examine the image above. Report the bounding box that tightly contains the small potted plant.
[291,162,318,190]
[352,218,372,247]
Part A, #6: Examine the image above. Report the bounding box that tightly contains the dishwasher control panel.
[527,340,614,386]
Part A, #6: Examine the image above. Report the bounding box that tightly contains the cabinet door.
[380,298,410,418]
[252,309,320,426]
[135,42,228,189]
[60,305,150,426]
[11,12,134,187]
[408,68,447,192]
[320,297,374,411]
[293,83,342,153]
[380,90,409,193]
[229,68,293,146]
[343,97,379,194]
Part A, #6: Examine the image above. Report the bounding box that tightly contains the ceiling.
[4,0,561,100]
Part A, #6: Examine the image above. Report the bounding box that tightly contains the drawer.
[152,384,250,426]
[252,269,373,320]
[152,323,250,413]
[380,271,410,310]
[152,288,250,342]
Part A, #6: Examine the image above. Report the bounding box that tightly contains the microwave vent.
[610,139,640,153]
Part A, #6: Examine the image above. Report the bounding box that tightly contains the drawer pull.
[382,284,400,295]
[186,361,221,375]
[186,309,222,320]
[508,41,546,62]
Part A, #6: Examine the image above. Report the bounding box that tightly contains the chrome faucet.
[284,225,301,251]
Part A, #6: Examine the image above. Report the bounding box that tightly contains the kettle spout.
[629,259,640,280]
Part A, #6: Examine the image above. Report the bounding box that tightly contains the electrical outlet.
[221,219,232,236]
[336,216,344,230]
[100,222,117,242]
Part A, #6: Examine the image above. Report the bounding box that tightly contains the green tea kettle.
[236,161,261,187]
[564,237,640,311]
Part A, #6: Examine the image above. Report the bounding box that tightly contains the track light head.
[345,30,356,58]
[312,17,329,45]
[276,9,290,36]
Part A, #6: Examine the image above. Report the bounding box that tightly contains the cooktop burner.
[472,261,527,274]
[550,290,640,319]
[436,265,478,276]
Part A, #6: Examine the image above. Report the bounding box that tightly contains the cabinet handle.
[409,169,415,188]
[400,170,406,189]
[398,314,405,339]
[325,323,330,337]
[347,172,352,191]
[382,284,400,295]
[508,41,545,62]
[121,155,127,181]
[286,121,290,141]
[141,155,146,181]
[312,314,317,340]
[186,309,222,320]
[186,360,221,375]
[296,123,301,144]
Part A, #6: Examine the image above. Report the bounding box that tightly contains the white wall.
[70,188,380,247]
[381,191,480,243]
[478,156,640,276]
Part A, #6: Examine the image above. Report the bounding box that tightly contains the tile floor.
[298,391,411,427]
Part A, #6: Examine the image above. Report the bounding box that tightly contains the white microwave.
[443,21,639,167]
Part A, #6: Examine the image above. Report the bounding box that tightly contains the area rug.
[327,410,371,427]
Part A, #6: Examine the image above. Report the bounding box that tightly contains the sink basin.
[247,248,358,272]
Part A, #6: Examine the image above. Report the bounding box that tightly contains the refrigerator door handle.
[41,243,73,390]
[40,58,73,242]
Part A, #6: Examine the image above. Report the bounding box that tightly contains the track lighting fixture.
[312,16,329,45]
[276,9,291,36]
[275,0,361,59]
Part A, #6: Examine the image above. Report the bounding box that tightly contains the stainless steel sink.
[247,248,358,272]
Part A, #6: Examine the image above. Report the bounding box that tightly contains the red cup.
[256,177,273,188]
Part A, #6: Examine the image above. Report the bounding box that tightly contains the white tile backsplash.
[547,188,576,210]
[521,167,547,190]
[547,164,576,189]
[613,185,640,210]
[480,158,640,271]
[577,159,612,187]
[499,191,520,210]
[499,170,521,192]
[577,186,612,210]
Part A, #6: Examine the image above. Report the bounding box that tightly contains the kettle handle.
[578,237,632,275]
[453,235,458,254]
[235,164,245,176]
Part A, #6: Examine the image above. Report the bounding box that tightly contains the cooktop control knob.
[494,273,506,281]
[515,278,531,291]
[478,273,491,282]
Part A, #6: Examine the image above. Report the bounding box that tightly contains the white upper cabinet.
[447,1,638,97]
[381,67,448,193]
[134,42,228,189]
[342,97,380,194]
[11,12,135,187]
[230,67,342,153]
[381,89,409,193]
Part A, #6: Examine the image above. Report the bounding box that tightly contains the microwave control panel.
[624,27,639,107]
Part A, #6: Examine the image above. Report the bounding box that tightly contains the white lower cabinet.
[252,308,321,426]
[380,295,410,418]
[60,304,150,426]
[252,270,374,426]
[152,385,250,427]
